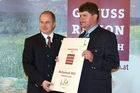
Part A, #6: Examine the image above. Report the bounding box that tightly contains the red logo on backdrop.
[68,0,130,61]
[65,54,75,65]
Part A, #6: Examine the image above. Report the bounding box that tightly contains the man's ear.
[93,14,98,21]
[53,23,56,28]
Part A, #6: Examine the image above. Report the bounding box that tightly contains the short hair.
[40,11,56,22]
[79,2,99,20]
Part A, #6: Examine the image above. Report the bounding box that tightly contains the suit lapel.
[37,33,47,48]
[79,31,86,38]
[50,33,59,57]
[84,26,102,50]
[51,33,56,51]
[89,26,102,44]
[79,26,101,44]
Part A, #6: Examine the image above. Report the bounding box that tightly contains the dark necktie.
[84,32,89,37]
[47,36,51,48]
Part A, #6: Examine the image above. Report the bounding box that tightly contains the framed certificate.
[51,38,89,93]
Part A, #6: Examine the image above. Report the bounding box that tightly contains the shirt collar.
[86,24,99,35]
[41,32,54,42]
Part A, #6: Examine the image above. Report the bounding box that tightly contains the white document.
[51,38,89,93]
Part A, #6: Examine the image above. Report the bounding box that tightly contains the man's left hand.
[82,50,94,62]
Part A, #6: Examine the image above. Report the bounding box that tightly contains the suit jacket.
[22,33,64,93]
[78,26,120,93]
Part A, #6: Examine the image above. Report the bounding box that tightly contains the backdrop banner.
[68,0,130,61]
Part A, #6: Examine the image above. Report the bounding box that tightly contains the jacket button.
[48,65,50,67]
[47,55,50,57]
[48,74,50,77]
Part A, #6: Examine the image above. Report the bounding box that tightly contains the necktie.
[47,36,51,48]
[84,32,89,37]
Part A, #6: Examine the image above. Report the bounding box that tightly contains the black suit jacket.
[78,26,120,93]
[22,33,64,93]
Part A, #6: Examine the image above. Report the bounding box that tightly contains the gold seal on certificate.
[51,38,89,93]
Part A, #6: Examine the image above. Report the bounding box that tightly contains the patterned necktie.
[47,36,51,48]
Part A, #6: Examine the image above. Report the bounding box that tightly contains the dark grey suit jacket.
[78,26,120,93]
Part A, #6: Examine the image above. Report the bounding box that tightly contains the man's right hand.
[42,80,53,92]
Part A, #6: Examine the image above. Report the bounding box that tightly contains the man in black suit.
[78,2,120,93]
[22,11,64,93]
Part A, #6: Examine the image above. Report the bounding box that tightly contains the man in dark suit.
[22,11,64,93]
[78,2,120,93]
